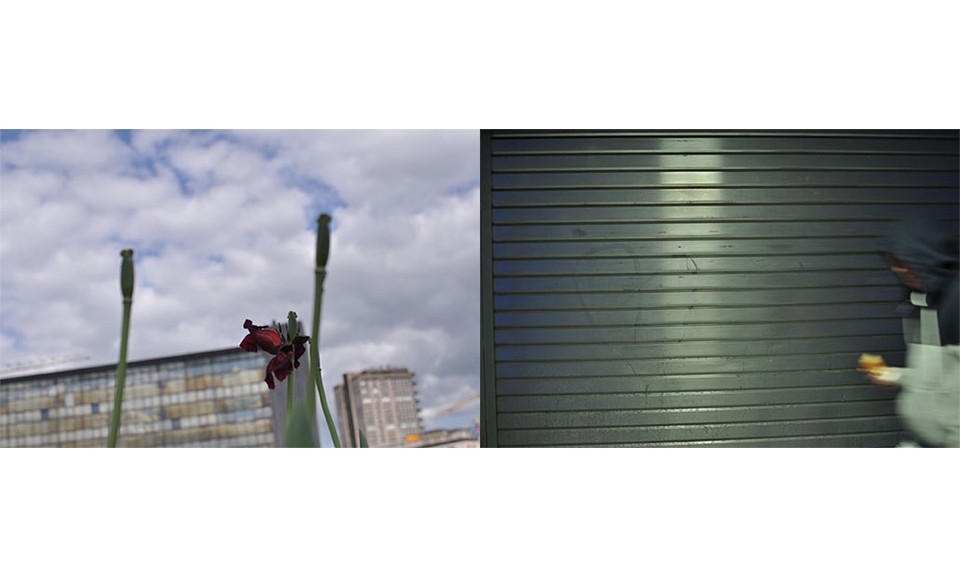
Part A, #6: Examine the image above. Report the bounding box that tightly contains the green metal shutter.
[481,129,959,447]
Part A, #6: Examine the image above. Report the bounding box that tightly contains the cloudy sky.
[0,130,479,441]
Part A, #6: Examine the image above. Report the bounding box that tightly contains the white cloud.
[0,129,479,431]
[1,130,130,173]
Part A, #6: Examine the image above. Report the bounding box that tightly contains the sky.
[0,129,480,439]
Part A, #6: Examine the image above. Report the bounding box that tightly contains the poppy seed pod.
[287,311,299,341]
[316,213,331,270]
[120,249,134,301]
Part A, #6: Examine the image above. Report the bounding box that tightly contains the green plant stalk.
[285,311,298,433]
[308,271,322,413]
[314,354,338,447]
[108,249,134,448]
[106,301,132,447]
[311,214,341,447]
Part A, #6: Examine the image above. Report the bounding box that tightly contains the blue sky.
[0,129,480,438]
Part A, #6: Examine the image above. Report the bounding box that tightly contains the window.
[172,418,181,430]
[40,409,49,421]
[91,403,100,415]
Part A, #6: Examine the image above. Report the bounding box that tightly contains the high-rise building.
[0,347,315,448]
[334,367,422,447]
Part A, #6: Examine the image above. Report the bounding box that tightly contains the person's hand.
[861,365,902,389]
[858,354,902,389]
[866,371,900,389]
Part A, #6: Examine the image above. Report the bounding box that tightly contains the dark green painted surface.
[480,131,498,448]
[481,129,959,447]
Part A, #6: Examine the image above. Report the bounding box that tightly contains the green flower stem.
[313,334,339,447]
[107,249,134,448]
[311,214,340,447]
[286,311,298,429]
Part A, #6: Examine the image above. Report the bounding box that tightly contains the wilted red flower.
[239,319,308,389]
[240,319,282,354]
[264,337,308,389]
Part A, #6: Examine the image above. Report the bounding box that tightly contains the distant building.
[334,367,422,447]
[0,347,314,448]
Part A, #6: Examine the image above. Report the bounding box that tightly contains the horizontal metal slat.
[493,222,896,241]
[497,400,896,429]
[493,237,890,258]
[494,318,901,344]
[495,221,959,243]
[492,204,953,224]
[494,270,894,293]
[493,188,960,206]
[497,385,893,412]
[495,369,904,395]
[495,415,904,446]
[492,170,959,190]
[493,153,959,172]
[556,431,903,447]
[495,288,903,312]
[494,335,901,362]
[491,135,959,155]
[495,352,901,379]
[494,300,903,327]
[493,254,885,276]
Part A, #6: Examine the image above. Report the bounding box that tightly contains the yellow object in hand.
[858,353,886,375]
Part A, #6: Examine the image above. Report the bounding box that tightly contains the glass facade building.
[0,347,282,447]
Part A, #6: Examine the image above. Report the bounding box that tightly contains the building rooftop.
[0,347,247,385]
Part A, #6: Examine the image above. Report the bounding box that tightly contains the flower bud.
[316,213,332,270]
[119,249,135,301]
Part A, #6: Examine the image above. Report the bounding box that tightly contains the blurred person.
[863,217,959,447]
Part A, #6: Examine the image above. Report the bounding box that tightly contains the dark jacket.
[878,217,959,346]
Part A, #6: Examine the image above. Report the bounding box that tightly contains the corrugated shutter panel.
[481,130,959,447]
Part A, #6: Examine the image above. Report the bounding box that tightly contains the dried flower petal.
[239,319,282,354]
